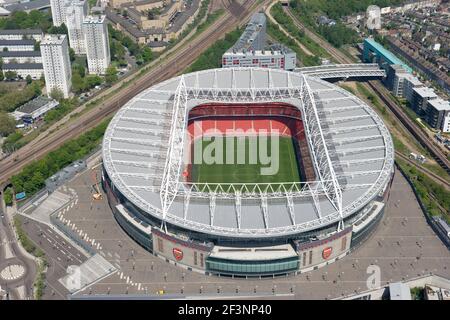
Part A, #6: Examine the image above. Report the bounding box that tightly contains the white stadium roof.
[102,68,394,238]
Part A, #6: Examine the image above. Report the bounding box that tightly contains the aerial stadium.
[101,67,395,277]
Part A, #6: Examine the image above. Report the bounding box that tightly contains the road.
[0,0,265,186]
[283,5,450,179]
[18,215,89,299]
[0,200,37,300]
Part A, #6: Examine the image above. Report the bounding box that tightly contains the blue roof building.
[363,38,413,74]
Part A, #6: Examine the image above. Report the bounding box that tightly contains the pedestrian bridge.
[295,63,386,80]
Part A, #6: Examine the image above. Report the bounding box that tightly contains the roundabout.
[0,264,26,282]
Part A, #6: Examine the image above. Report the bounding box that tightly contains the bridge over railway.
[296,63,386,80]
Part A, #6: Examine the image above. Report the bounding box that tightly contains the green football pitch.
[190,136,302,188]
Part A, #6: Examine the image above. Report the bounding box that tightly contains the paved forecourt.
[55,166,450,298]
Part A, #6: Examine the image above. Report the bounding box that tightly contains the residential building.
[229,12,266,53]
[40,34,72,98]
[50,0,68,26]
[411,86,437,115]
[2,63,44,79]
[222,13,296,71]
[426,99,450,132]
[66,0,88,55]
[0,39,35,51]
[222,44,297,71]
[403,74,424,103]
[387,64,409,96]
[0,29,43,41]
[83,15,111,75]
[0,51,42,64]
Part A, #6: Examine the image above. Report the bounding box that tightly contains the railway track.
[283,5,450,177]
[395,151,450,189]
[369,81,450,175]
[0,0,262,185]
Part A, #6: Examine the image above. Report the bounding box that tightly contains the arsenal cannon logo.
[173,248,184,261]
[322,247,333,260]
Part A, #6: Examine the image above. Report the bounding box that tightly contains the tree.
[4,187,13,206]
[47,23,68,35]
[72,63,85,78]
[85,75,102,89]
[105,66,118,85]
[71,72,85,93]
[4,71,17,81]
[0,71,3,82]
[25,75,32,85]
[69,48,76,62]
[49,87,64,101]
[141,47,153,63]
[0,112,16,136]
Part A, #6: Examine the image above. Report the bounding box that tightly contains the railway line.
[0,0,262,185]
[395,151,450,189]
[283,5,450,178]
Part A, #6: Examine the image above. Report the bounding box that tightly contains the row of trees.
[11,118,110,196]
[399,160,450,222]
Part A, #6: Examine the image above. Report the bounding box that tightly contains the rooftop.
[404,74,423,86]
[167,0,201,33]
[3,63,43,69]
[0,29,42,35]
[389,282,412,300]
[105,8,165,37]
[210,244,297,261]
[84,15,106,24]
[5,0,50,12]
[428,98,450,111]
[15,96,57,114]
[41,34,67,45]
[413,86,437,98]
[229,12,266,53]
[0,39,35,45]
[0,50,41,57]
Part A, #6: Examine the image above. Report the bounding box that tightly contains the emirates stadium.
[101,67,395,277]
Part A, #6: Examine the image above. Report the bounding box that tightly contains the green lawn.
[190,136,301,190]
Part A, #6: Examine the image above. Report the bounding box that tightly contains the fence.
[49,208,96,256]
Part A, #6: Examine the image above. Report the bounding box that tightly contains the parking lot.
[53,164,450,299]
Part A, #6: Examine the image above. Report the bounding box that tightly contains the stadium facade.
[101,67,395,277]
